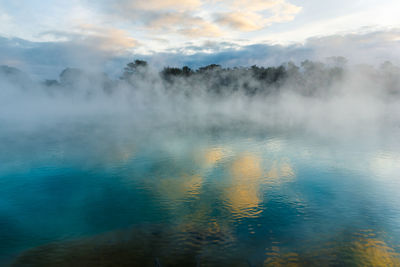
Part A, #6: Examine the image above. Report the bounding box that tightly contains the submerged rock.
[12,224,243,267]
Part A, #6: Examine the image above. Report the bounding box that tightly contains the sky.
[0,0,399,78]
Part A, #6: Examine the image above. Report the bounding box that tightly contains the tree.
[182,66,193,76]
[59,68,84,85]
[121,59,148,80]
[197,64,221,73]
[161,67,183,82]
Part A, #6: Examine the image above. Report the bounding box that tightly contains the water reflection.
[156,174,203,201]
[14,226,400,266]
[2,127,400,266]
[144,143,298,221]
[264,230,400,266]
[351,230,400,267]
[203,147,225,165]
[370,151,400,178]
[222,151,296,219]
[13,223,237,267]
[279,160,296,178]
[225,153,264,219]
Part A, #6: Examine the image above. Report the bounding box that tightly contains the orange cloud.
[42,24,138,52]
[231,0,284,11]
[114,0,201,11]
[215,12,264,31]
[214,0,302,30]
[106,0,301,38]
[148,13,222,37]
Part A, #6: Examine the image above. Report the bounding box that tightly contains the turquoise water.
[1,123,400,266]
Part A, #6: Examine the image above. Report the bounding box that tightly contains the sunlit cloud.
[2,27,400,79]
[78,24,138,50]
[215,12,264,31]
[41,24,138,53]
[147,12,223,37]
[112,0,202,12]
[214,0,302,31]
[1,0,399,56]
[92,0,301,38]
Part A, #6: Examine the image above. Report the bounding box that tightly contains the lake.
[1,122,400,266]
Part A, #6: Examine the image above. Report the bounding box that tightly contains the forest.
[1,58,399,99]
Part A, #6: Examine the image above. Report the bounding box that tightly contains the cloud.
[111,0,201,12]
[215,12,264,31]
[93,0,221,38]
[2,28,399,79]
[90,0,301,38]
[78,24,138,50]
[214,0,302,31]
[147,12,222,37]
[179,22,222,38]
[152,43,313,70]
[230,0,282,11]
[0,35,132,79]
[306,29,400,63]
[0,6,18,37]
[229,0,302,16]
[41,24,138,52]
[265,0,302,23]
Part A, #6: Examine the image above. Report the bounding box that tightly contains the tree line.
[1,58,399,98]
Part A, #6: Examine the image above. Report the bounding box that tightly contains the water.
[1,122,400,266]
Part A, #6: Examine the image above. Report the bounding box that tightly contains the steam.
[0,59,399,139]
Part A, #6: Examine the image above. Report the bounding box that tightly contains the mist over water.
[1,60,400,136]
[1,60,400,266]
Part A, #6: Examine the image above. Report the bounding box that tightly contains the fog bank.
[1,59,399,139]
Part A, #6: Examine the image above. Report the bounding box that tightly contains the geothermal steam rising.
[0,61,399,137]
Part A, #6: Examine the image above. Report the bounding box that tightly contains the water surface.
[1,123,400,266]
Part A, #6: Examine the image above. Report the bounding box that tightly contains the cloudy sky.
[0,0,399,78]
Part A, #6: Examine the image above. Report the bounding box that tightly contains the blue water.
[1,123,400,266]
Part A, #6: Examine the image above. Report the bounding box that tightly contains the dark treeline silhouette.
[1,58,400,135]
[1,57,400,98]
[118,58,399,98]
